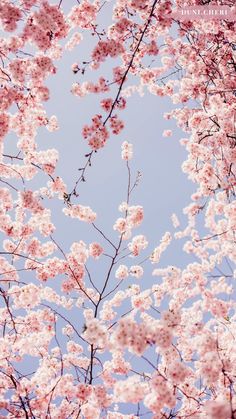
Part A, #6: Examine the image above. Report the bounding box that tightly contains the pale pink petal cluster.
[128,234,148,256]
[121,141,133,160]
[150,232,172,263]
[115,265,129,280]
[89,242,103,259]
[63,204,96,222]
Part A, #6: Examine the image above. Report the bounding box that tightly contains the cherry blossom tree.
[0,0,236,417]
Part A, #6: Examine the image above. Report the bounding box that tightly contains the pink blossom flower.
[89,242,103,259]
[162,129,172,137]
[115,265,129,280]
[121,141,133,160]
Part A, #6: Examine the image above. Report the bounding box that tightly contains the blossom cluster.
[0,0,236,417]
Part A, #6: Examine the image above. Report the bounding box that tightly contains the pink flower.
[171,213,180,228]
[63,204,96,223]
[129,265,143,278]
[121,141,133,160]
[47,115,59,132]
[128,235,148,256]
[162,129,172,137]
[204,399,231,419]
[115,265,129,280]
[89,242,103,259]
[65,32,83,50]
